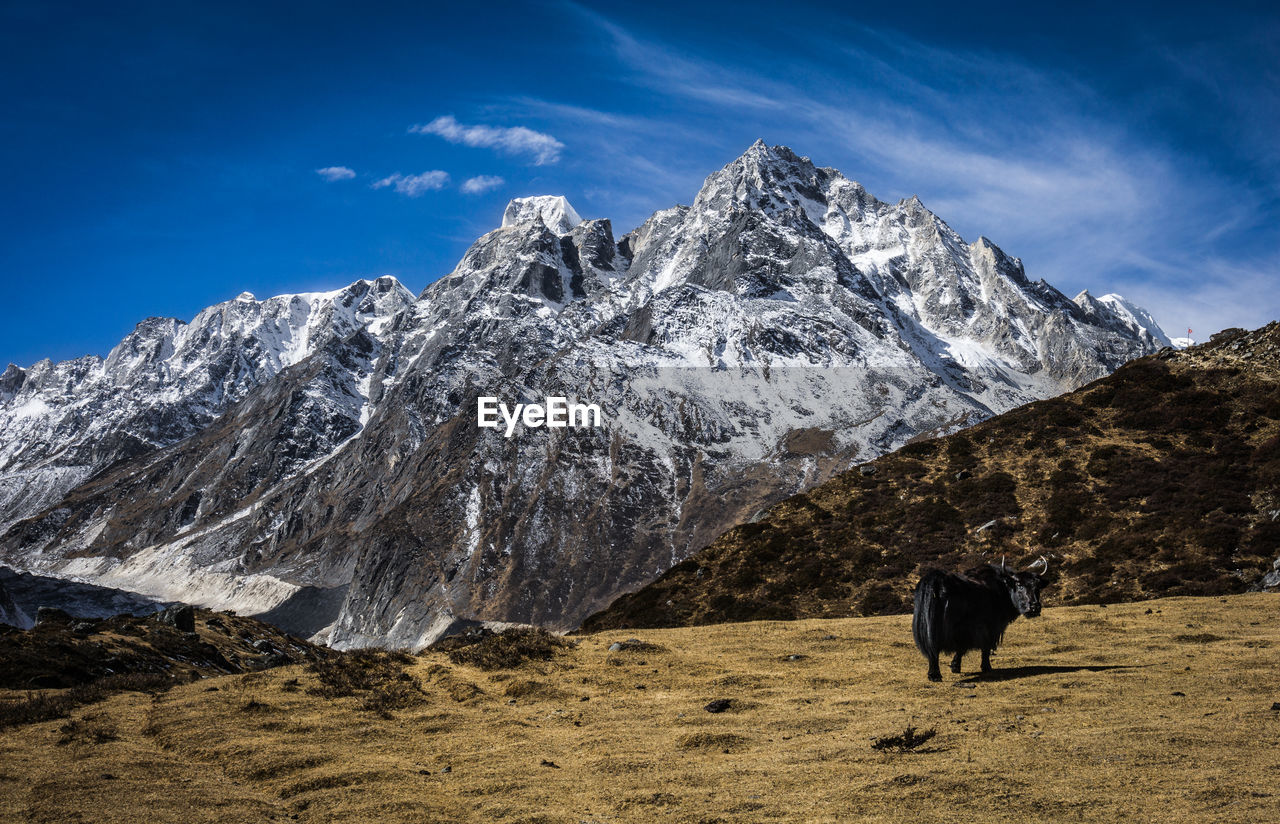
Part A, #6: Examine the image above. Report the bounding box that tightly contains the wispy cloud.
[371,170,450,197]
[460,175,505,194]
[315,166,356,182]
[411,115,564,165]
[551,5,1279,336]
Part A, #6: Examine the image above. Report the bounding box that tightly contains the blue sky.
[2,1,1277,367]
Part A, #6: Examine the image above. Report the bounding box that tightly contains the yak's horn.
[1000,555,1006,569]
[1030,555,1049,574]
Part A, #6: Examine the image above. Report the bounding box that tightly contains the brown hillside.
[583,323,1280,632]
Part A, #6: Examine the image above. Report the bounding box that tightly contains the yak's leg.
[950,651,964,673]
[927,653,942,682]
[980,649,992,673]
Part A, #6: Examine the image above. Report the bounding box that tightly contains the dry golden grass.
[2,593,1278,823]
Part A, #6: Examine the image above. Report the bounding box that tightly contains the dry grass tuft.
[56,713,119,746]
[0,672,175,729]
[443,628,570,671]
[307,649,415,697]
[674,731,751,752]
[306,648,424,717]
[871,726,938,752]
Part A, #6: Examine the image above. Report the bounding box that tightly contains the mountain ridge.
[1,142,1171,647]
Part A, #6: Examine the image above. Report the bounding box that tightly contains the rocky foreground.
[1,593,1277,823]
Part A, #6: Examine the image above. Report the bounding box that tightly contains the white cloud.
[460,175,505,194]
[411,115,564,165]
[371,171,450,197]
[316,166,356,182]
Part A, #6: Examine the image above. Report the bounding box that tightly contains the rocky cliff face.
[0,142,1169,648]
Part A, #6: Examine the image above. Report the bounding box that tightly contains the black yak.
[912,557,1049,681]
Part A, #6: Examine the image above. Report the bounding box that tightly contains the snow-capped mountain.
[0,277,415,533]
[1073,290,1186,350]
[0,142,1173,648]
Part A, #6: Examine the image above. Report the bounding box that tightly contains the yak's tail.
[912,571,946,660]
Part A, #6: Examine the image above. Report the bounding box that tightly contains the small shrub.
[308,649,419,701]
[1173,633,1226,644]
[360,680,426,718]
[0,691,81,729]
[872,726,937,753]
[445,628,569,671]
[0,671,174,730]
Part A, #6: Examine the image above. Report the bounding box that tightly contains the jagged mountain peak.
[1073,290,1176,349]
[737,138,811,168]
[501,195,583,235]
[695,141,829,216]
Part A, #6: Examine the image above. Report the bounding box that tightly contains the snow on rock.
[501,196,584,235]
[0,277,415,532]
[1073,289,1176,349]
[1097,293,1177,348]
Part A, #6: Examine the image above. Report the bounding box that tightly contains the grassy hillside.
[584,324,1280,632]
[1,594,1277,823]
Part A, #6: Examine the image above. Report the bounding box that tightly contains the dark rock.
[1270,702,1279,711]
[608,638,660,653]
[859,465,877,476]
[705,699,733,713]
[154,605,195,633]
[35,607,74,626]
[540,759,561,768]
